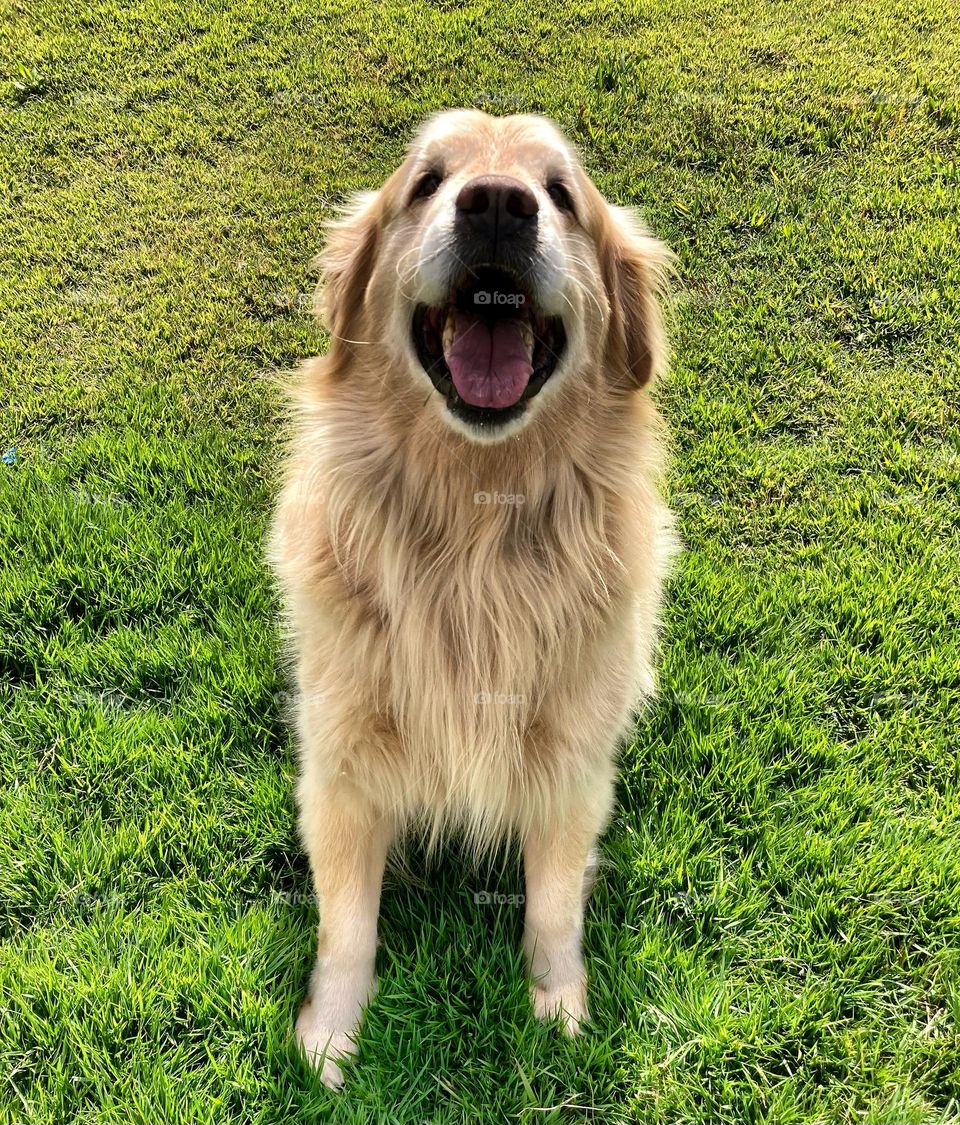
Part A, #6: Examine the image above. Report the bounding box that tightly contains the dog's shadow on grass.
[269,819,667,1117]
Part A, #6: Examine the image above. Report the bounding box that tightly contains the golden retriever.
[268,109,674,1088]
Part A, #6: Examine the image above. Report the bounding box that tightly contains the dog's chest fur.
[311,430,653,840]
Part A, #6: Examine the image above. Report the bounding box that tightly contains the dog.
[268,109,674,1088]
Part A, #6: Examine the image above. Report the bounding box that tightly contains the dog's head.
[317,110,668,443]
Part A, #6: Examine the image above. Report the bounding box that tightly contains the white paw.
[295,1000,358,1089]
[531,976,589,1035]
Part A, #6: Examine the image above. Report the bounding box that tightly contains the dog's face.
[319,110,666,443]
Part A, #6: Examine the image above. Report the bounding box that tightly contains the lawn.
[2,0,959,1121]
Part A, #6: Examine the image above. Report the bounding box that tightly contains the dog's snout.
[455,175,539,237]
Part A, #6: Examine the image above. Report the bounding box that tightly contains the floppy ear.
[314,190,384,350]
[598,204,671,390]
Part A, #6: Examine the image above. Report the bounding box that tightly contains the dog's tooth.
[442,308,455,353]
[520,319,533,351]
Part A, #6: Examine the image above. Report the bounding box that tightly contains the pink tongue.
[444,312,532,409]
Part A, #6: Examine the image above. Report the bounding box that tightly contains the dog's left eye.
[546,180,575,214]
[412,171,443,201]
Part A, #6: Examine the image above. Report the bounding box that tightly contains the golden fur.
[268,110,674,1087]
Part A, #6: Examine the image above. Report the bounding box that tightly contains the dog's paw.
[295,1001,357,1090]
[531,976,589,1036]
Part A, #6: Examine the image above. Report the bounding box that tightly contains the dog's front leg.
[523,793,610,1034]
[295,775,392,1089]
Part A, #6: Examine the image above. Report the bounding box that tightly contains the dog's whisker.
[557,265,606,322]
[331,333,374,346]
[396,241,453,291]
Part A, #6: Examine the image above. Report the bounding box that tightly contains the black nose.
[455,175,539,243]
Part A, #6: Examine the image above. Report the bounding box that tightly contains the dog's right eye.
[546,180,575,214]
[411,171,443,202]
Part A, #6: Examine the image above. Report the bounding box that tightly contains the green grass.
[2,0,960,1121]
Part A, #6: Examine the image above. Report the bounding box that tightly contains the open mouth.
[412,266,566,429]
